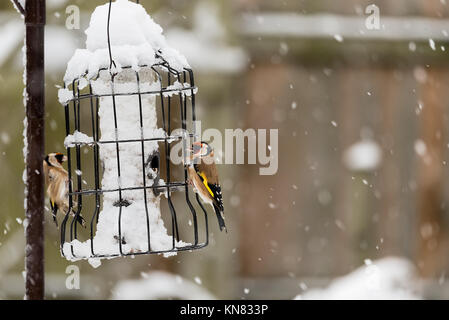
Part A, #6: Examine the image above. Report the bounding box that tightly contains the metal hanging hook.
[107,0,117,72]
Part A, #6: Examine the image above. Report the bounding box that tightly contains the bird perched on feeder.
[43,152,86,228]
[186,141,227,233]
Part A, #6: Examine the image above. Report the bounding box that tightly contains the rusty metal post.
[24,0,46,300]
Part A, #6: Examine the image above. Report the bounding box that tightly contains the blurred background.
[2,0,449,299]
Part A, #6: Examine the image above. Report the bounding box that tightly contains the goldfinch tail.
[213,205,227,233]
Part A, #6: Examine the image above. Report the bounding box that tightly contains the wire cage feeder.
[60,52,210,260]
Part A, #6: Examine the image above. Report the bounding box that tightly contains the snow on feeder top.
[58,0,208,267]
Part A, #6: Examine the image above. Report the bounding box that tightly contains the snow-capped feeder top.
[63,0,189,84]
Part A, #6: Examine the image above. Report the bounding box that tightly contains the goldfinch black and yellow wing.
[194,166,227,232]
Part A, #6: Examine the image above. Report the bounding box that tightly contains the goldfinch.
[187,142,226,233]
[43,153,86,228]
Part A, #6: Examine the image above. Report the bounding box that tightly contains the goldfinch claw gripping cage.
[61,55,210,259]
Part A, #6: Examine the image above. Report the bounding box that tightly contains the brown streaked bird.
[187,141,226,233]
[43,153,86,228]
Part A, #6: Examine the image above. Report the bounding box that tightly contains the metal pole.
[24,0,45,300]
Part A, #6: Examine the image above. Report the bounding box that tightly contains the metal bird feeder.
[59,1,209,260]
[61,60,209,259]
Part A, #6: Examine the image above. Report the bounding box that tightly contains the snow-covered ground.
[111,271,216,300]
[295,257,421,300]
